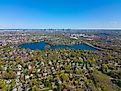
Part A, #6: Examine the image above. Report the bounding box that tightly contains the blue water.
[19,41,97,51]
[95,33,111,37]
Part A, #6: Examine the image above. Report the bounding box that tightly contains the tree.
[102,64,108,73]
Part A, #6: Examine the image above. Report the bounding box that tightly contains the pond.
[19,41,97,51]
[95,33,111,37]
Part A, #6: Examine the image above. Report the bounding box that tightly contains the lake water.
[19,41,97,51]
[95,33,111,37]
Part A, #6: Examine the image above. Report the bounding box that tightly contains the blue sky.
[0,0,121,29]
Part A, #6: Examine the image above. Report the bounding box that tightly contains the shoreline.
[18,40,102,51]
[83,42,104,51]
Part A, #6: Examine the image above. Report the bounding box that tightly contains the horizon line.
[0,28,121,30]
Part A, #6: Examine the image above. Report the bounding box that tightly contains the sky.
[0,0,121,29]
